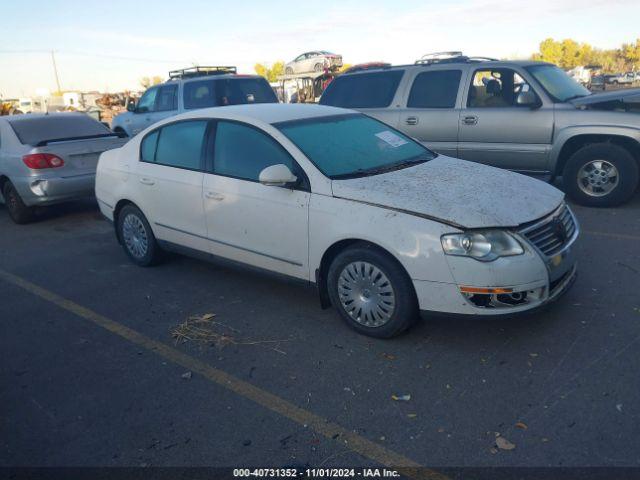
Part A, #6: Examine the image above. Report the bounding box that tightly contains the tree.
[531,38,640,72]
[139,76,163,89]
[254,61,285,83]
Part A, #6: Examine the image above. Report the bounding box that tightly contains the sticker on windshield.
[375,130,408,148]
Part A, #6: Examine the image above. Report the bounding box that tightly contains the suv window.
[137,88,158,113]
[320,70,404,108]
[212,121,295,182]
[468,69,533,108]
[156,85,178,112]
[153,121,207,170]
[183,78,277,109]
[407,70,461,108]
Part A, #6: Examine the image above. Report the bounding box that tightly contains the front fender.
[550,125,640,174]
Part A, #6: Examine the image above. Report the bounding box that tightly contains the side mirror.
[259,164,298,187]
[126,101,137,113]
[516,91,541,109]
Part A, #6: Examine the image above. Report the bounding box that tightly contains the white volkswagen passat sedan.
[96,104,578,338]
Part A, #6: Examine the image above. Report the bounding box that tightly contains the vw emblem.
[552,217,567,242]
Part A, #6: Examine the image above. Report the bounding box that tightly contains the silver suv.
[112,66,278,138]
[320,53,640,207]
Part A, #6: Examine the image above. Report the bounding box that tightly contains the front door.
[203,120,310,280]
[396,68,465,158]
[135,120,208,252]
[457,67,554,172]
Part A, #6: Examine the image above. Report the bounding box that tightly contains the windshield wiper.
[564,93,590,101]
[332,155,431,180]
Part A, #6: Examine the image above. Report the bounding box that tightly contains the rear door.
[134,120,209,252]
[320,70,406,130]
[396,68,465,157]
[458,67,554,172]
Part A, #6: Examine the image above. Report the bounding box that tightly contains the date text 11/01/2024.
[233,468,401,478]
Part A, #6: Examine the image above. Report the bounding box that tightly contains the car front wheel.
[117,205,161,266]
[563,143,639,207]
[3,181,34,224]
[327,244,418,338]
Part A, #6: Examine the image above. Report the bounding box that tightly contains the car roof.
[168,103,353,125]
[340,59,553,75]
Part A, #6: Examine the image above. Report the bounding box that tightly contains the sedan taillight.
[22,153,65,169]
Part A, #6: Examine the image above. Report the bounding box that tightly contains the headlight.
[441,230,523,262]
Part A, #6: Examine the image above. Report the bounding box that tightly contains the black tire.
[116,205,162,266]
[285,67,293,75]
[327,243,418,338]
[3,181,34,224]
[562,143,639,207]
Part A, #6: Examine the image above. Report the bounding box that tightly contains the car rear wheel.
[3,181,34,224]
[117,205,161,266]
[327,244,418,338]
[285,67,293,75]
[563,143,639,207]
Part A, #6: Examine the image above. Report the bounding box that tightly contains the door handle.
[205,191,225,201]
[405,116,419,125]
[462,115,478,125]
[139,177,155,185]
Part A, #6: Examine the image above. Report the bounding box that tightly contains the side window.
[184,80,216,109]
[319,70,404,108]
[137,88,158,113]
[155,85,178,112]
[468,69,532,108]
[155,121,207,170]
[140,130,159,162]
[407,70,462,108]
[213,121,295,182]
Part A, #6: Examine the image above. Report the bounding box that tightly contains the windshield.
[525,64,591,102]
[275,114,435,179]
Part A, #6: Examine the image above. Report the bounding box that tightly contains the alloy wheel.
[577,159,619,197]
[122,213,149,259]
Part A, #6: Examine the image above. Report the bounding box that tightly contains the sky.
[1,0,639,98]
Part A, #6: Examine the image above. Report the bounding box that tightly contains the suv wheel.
[3,181,34,224]
[563,143,639,207]
[117,205,162,266]
[327,244,418,338]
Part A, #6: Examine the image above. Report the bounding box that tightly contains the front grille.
[520,204,577,257]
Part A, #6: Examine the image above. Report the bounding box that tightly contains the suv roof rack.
[168,66,237,80]
[414,52,498,65]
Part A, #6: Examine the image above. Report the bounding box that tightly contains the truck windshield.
[525,64,591,102]
[275,114,435,179]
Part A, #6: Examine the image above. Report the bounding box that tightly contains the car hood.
[569,88,640,107]
[330,156,564,229]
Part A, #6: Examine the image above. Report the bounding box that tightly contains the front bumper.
[415,204,579,316]
[11,173,96,206]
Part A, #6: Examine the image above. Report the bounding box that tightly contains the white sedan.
[96,104,578,338]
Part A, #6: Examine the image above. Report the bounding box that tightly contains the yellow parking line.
[583,230,640,241]
[0,268,448,480]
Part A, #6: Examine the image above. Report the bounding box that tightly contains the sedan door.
[203,120,310,279]
[457,67,554,172]
[134,120,209,252]
[396,68,465,157]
